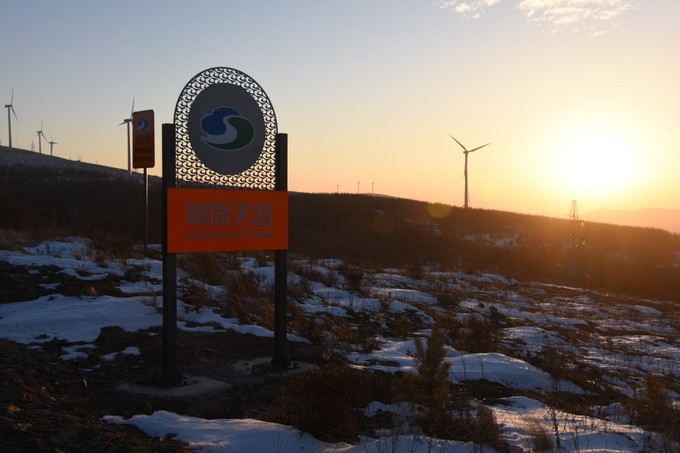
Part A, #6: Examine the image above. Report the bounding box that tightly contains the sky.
[1,0,679,218]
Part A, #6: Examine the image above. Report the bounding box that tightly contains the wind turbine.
[49,134,57,156]
[119,97,134,174]
[449,134,491,209]
[36,121,47,154]
[4,89,18,150]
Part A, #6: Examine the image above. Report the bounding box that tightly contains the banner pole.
[272,133,289,368]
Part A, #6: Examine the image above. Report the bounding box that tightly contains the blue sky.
[2,1,679,217]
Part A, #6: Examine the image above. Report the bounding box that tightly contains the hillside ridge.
[2,145,680,301]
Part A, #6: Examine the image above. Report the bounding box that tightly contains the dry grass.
[524,417,554,452]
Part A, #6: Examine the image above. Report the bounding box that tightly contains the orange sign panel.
[167,188,288,253]
[133,110,155,168]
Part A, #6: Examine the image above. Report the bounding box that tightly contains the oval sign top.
[175,67,277,182]
[188,83,266,175]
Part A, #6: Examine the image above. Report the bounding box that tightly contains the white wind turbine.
[119,97,134,174]
[4,89,18,150]
[49,133,57,156]
[36,120,47,154]
[449,134,491,209]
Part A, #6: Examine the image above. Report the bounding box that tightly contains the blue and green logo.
[200,107,255,151]
[136,116,149,131]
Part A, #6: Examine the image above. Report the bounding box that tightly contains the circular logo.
[200,107,254,151]
[136,117,149,131]
[188,83,266,176]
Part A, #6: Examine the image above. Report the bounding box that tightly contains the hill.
[1,232,678,451]
[585,207,680,234]
[2,145,680,301]
[1,146,679,450]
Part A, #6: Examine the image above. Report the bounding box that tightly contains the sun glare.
[550,117,641,200]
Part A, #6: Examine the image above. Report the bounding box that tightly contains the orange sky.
[2,1,679,219]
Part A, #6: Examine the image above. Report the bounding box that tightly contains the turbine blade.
[448,134,468,152]
[10,88,14,104]
[10,105,18,120]
[130,96,135,118]
[468,142,491,153]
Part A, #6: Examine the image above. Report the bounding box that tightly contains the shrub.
[291,262,338,287]
[181,284,214,311]
[271,364,374,442]
[247,298,275,331]
[224,269,266,304]
[524,417,554,452]
[179,252,225,286]
[473,406,506,452]
[459,317,498,353]
[338,264,366,294]
[635,375,680,444]
[412,325,452,405]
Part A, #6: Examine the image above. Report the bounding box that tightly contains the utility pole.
[567,200,585,286]
[568,200,584,248]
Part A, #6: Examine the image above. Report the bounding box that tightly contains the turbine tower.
[119,97,134,174]
[4,89,18,150]
[36,121,47,154]
[49,134,57,156]
[449,134,491,209]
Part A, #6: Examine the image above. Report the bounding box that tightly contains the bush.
[338,264,366,295]
[473,406,506,451]
[635,376,680,444]
[524,417,554,452]
[179,252,225,286]
[271,365,374,442]
[412,325,452,405]
[458,317,499,353]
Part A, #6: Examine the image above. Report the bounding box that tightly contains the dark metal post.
[161,123,181,385]
[272,133,289,368]
[144,167,149,249]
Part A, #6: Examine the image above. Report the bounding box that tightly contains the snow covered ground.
[1,237,678,451]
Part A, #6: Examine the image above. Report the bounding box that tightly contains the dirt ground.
[0,316,331,452]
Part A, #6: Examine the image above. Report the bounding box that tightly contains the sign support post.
[144,168,149,249]
[273,133,289,368]
[161,123,181,386]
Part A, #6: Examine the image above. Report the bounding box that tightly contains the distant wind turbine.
[49,134,57,156]
[36,121,47,154]
[449,134,491,209]
[4,89,18,150]
[119,97,134,174]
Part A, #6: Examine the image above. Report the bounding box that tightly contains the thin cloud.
[439,0,635,33]
[439,0,503,19]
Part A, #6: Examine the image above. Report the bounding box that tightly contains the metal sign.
[167,188,288,253]
[132,110,155,168]
[160,67,290,383]
[174,67,278,189]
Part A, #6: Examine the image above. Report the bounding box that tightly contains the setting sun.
[550,117,643,200]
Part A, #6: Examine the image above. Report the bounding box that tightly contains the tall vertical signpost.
[162,67,288,385]
[133,110,155,248]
